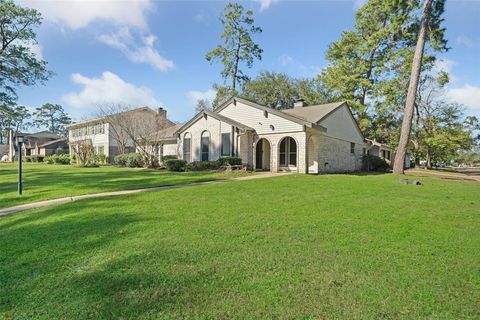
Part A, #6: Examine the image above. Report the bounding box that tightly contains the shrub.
[94,153,107,165]
[165,159,187,172]
[44,154,70,165]
[126,153,144,168]
[162,155,178,161]
[218,157,242,166]
[188,160,220,171]
[362,155,390,172]
[25,156,32,162]
[31,155,44,163]
[114,154,128,166]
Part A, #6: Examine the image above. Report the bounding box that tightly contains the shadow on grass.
[0,198,217,318]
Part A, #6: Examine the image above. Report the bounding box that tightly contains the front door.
[256,140,263,169]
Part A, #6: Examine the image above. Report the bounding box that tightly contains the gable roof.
[281,102,346,123]
[38,137,68,148]
[149,123,183,142]
[175,109,254,134]
[66,107,162,129]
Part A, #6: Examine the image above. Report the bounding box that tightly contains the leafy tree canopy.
[33,103,71,136]
[206,2,262,94]
[0,0,52,105]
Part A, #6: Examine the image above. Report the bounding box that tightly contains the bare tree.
[72,139,94,166]
[97,104,173,167]
[97,103,132,155]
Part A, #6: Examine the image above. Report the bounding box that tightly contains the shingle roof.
[281,102,346,124]
[37,137,67,148]
[151,124,183,141]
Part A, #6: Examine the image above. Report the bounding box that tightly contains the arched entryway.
[279,136,297,170]
[255,138,271,171]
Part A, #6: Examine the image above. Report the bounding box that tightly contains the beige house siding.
[319,105,364,145]
[219,101,304,134]
[177,114,240,162]
[317,135,362,172]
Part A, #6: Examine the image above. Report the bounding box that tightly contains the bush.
[94,153,107,165]
[32,155,44,163]
[114,154,128,166]
[44,154,70,165]
[165,159,187,172]
[188,160,220,171]
[126,153,144,168]
[25,156,32,162]
[362,155,390,172]
[218,157,242,166]
[162,155,178,161]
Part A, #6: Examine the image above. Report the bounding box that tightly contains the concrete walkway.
[0,172,285,217]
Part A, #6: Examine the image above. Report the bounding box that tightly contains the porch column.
[297,133,308,174]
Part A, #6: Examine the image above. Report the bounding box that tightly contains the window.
[279,137,297,167]
[362,148,366,155]
[387,150,391,160]
[201,131,210,161]
[221,133,231,157]
[98,146,105,155]
[183,133,191,162]
[350,142,355,154]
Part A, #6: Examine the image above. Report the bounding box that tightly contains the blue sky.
[16,0,480,123]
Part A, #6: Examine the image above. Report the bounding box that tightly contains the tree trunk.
[232,34,242,93]
[426,148,432,168]
[393,0,433,174]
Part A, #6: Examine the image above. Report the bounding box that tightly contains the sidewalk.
[0,172,286,217]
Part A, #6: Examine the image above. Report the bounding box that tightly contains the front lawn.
[0,174,478,319]
[0,162,245,209]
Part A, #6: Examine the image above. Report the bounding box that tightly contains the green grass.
[0,162,247,209]
[0,174,478,319]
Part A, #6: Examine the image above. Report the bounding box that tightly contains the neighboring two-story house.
[68,107,174,163]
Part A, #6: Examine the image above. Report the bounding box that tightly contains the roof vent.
[294,99,306,108]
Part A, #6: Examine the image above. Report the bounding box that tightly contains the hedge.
[188,161,220,171]
[165,159,187,172]
[44,154,70,165]
[218,157,242,166]
[361,155,390,171]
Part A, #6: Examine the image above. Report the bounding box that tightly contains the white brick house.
[163,97,365,173]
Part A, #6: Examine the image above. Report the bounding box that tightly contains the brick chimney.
[293,99,307,108]
[157,107,167,118]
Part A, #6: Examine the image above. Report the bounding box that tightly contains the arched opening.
[279,136,297,169]
[255,138,271,171]
[200,131,210,161]
[183,132,192,162]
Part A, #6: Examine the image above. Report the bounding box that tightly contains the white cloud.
[446,85,480,112]
[456,35,479,48]
[28,43,43,60]
[20,0,153,30]
[186,89,217,108]
[63,71,160,109]
[256,0,279,11]
[98,28,175,72]
[434,58,458,82]
[278,54,293,66]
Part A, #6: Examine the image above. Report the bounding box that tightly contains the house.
[16,131,67,157]
[37,138,69,156]
[364,139,393,162]
[68,107,174,163]
[364,139,412,168]
[156,96,365,173]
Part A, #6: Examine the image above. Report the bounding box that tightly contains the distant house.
[364,138,411,168]
[17,131,68,157]
[67,107,174,163]
[364,139,393,162]
[153,96,366,173]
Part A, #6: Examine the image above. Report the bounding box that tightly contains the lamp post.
[16,135,24,195]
